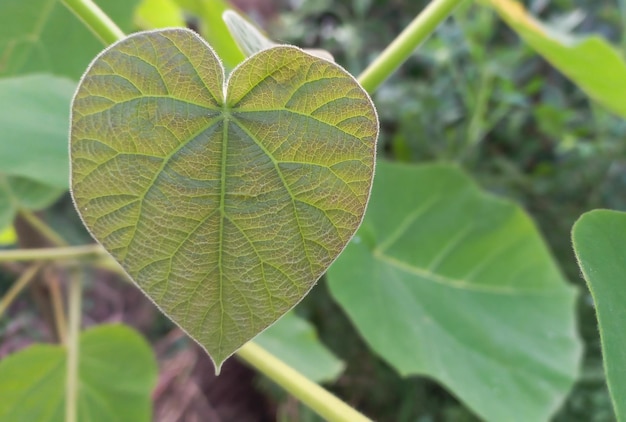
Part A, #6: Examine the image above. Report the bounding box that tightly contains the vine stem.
[65,270,82,422]
[0,244,104,263]
[357,0,466,93]
[61,0,124,45]
[237,342,371,422]
[19,210,68,247]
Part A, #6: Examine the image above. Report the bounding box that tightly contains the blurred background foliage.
[1,0,625,420]
[265,0,625,420]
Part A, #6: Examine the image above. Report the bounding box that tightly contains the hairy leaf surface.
[70,28,378,370]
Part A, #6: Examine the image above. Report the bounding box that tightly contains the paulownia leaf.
[327,162,581,422]
[485,0,626,119]
[70,28,378,371]
[0,226,16,245]
[0,324,157,422]
[573,209,626,420]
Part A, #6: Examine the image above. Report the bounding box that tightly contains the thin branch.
[19,209,68,247]
[0,263,43,317]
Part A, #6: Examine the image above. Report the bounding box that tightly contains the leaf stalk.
[237,342,372,422]
[61,0,125,45]
[0,263,42,317]
[65,270,83,422]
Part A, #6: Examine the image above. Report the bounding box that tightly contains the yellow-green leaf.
[0,226,17,245]
[70,28,378,371]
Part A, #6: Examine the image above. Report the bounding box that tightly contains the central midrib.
[216,110,230,355]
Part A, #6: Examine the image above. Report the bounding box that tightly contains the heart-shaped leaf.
[70,28,378,371]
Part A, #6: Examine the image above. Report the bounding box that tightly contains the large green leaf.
[255,312,344,383]
[70,28,378,370]
[0,74,75,189]
[573,209,626,419]
[0,324,157,422]
[485,0,626,119]
[0,0,139,79]
[327,162,581,422]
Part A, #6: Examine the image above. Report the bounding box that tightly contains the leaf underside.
[70,28,378,369]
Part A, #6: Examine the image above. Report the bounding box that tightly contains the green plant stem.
[357,0,466,92]
[61,0,124,45]
[0,263,42,317]
[65,271,82,422]
[0,244,103,263]
[237,342,371,422]
[19,210,68,247]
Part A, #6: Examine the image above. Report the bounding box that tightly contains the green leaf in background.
[0,176,65,232]
[0,74,75,189]
[255,312,344,383]
[0,0,139,79]
[573,209,626,420]
[327,162,581,422]
[135,0,185,29]
[0,324,157,422]
[70,28,378,370]
[485,0,626,119]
